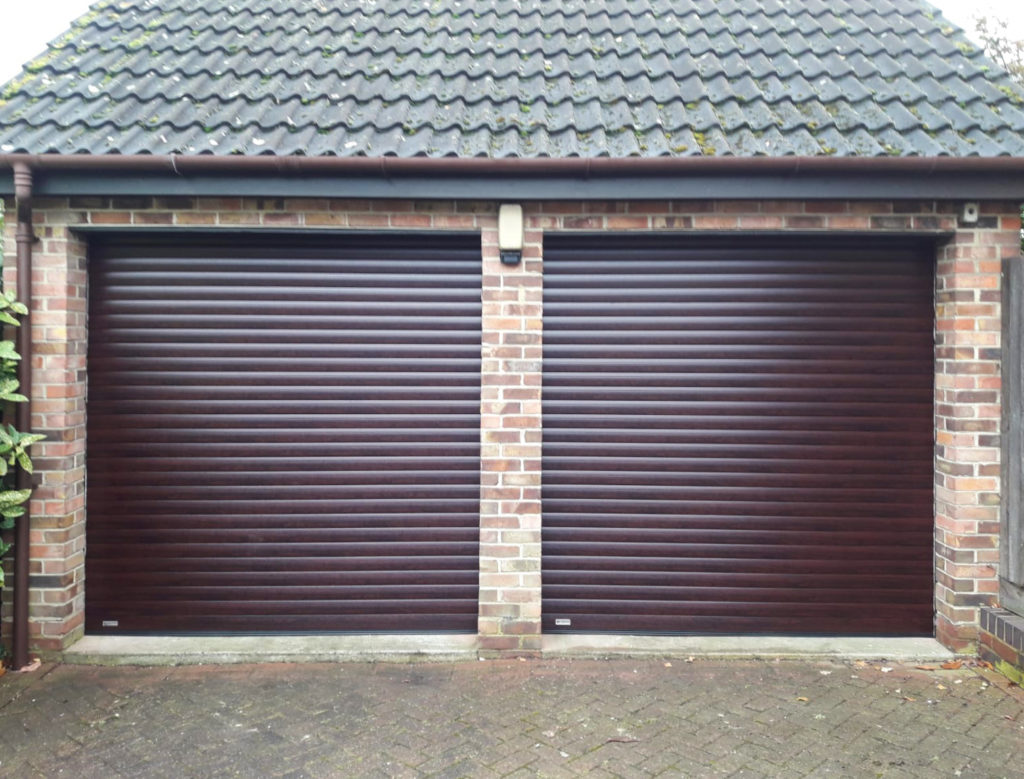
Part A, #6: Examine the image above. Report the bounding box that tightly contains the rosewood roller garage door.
[542,235,935,636]
[85,234,481,634]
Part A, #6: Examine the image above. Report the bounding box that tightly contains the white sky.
[0,0,1023,84]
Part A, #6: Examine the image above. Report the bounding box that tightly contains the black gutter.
[11,162,33,671]
[2,154,1024,200]
[1,153,1023,175]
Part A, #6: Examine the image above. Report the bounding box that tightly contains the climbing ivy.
[0,291,43,589]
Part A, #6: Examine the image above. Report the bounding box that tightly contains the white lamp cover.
[498,204,524,251]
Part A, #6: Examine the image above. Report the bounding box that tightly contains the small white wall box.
[962,202,979,223]
[498,203,524,265]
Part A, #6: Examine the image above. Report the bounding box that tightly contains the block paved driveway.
[2,658,1023,778]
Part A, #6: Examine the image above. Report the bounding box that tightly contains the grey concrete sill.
[62,634,480,666]
[542,635,956,662]
[60,633,955,666]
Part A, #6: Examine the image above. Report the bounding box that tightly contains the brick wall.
[2,201,89,650]
[478,215,544,652]
[979,607,1024,684]
[1,195,1021,653]
[934,203,1023,649]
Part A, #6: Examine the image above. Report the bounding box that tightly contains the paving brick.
[2,659,1023,778]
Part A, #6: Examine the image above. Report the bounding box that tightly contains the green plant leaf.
[0,292,37,589]
[16,450,33,473]
[0,489,31,507]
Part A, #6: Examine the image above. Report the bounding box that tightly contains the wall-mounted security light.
[498,204,524,266]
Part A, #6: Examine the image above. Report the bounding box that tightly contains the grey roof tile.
[993,128,1024,155]
[0,0,1021,158]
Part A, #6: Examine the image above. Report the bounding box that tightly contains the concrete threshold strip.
[58,634,954,666]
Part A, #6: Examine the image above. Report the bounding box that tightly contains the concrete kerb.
[50,634,955,666]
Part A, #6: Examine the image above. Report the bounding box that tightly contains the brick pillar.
[478,217,543,652]
[934,203,1023,650]
[1,202,88,651]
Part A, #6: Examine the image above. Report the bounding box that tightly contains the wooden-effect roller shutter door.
[86,234,481,634]
[542,235,935,636]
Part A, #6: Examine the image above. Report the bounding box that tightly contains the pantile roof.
[0,0,1022,158]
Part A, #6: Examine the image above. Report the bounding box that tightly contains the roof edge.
[3,153,1024,178]
[3,155,1024,200]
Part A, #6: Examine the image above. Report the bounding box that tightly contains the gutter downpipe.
[11,162,32,671]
